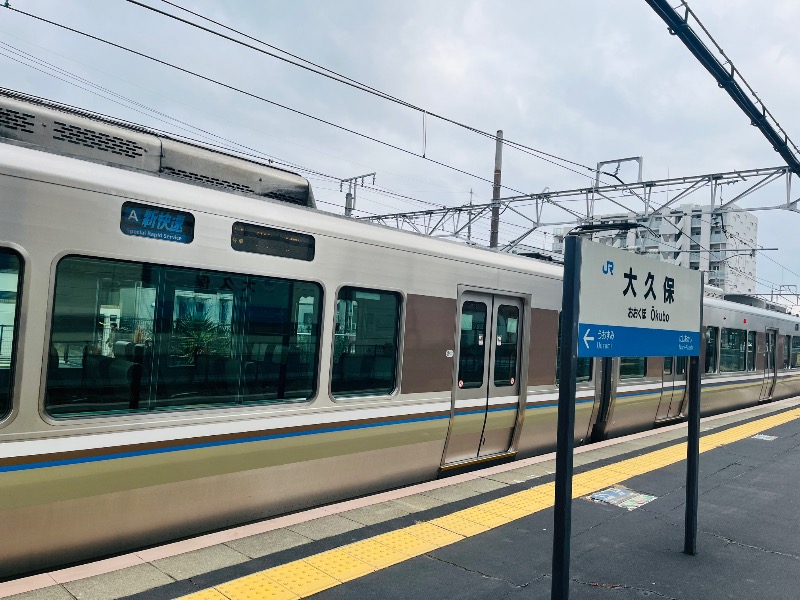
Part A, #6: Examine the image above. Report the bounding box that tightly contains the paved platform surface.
[5,398,800,600]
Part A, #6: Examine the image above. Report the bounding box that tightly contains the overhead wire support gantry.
[644,0,800,175]
[360,165,795,250]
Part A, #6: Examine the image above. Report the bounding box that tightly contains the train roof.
[706,295,800,323]
[0,135,564,282]
[0,88,314,208]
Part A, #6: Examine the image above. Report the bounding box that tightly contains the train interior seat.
[333,350,393,395]
[108,341,142,408]
[0,364,10,407]
[244,340,314,400]
[191,354,256,400]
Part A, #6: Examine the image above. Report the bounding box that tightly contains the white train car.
[1,90,798,577]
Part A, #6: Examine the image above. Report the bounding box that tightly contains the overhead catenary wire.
[0,40,470,215]
[713,218,800,281]
[125,0,599,180]
[0,41,518,245]
[653,215,787,295]
[569,171,798,296]
[0,28,472,197]
[339,179,788,289]
[2,40,500,232]
[664,210,800,289]
[0,42,344,181]
[5,5,557,199]
[6,6,794,282]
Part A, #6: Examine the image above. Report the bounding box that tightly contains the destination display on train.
[120,202,195,244]
[231,222,315,262]
[577,239,702,358]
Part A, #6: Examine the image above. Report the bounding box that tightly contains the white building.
[551,204,758,294]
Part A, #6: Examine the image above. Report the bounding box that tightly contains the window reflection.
[45,256,322,417]
[0,249,22,418]
[332,287,401,397]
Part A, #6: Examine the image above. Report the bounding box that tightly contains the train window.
[240,277,321,404]
[456,300,487,389]
[0,249,22,419]
[675,356,687,376]
[785,335,792,369]
[747,331,756,371]
[664,356,688,375]
[44,256,322,417]
[575,358,593,382]
[231,222,315,261]
[619,357,646,379]
[155,268,322,408]
[704,327,719,374]
[555,314,592,384]
[720,328,747,372]
[793,337,800,368]
[493,304,519,387]
[331,287,400,397]
[765,332,775,371]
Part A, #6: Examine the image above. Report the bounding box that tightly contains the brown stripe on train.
[401,294,457,394]
[0,409,452,468]
[401,300,561,391]
[528,308,558,386]
[647,357,663,378]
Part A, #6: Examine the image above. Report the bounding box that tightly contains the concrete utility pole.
[340,172,376,217]
[490,130,503,248]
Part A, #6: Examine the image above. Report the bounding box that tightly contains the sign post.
[684,281,704,555]
[551,236,581,600]
[551,236,702,600]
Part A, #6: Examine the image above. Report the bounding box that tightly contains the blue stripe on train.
[8,374,796,473]
[0,412,451,473]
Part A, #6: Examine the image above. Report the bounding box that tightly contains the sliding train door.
[442,290,526,467]
[656,356,687,421]
[759,329,778,401]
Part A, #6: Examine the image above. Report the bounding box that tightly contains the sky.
[2,0,800,302]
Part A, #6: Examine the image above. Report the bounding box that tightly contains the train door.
[656,356,687,421]
[442,291,525,466]
[655,357,675,421]
[588,357,615,441]
[759,329,778,401]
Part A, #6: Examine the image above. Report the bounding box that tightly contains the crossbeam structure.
[644,0,800,175]
[360,166,797,251]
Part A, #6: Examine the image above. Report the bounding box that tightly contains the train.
[1,89,799,578]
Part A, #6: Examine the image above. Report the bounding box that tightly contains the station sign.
[576,239,702,357]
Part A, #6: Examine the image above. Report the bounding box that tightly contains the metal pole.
[551,235,581,600]
[490,130,503,248]
[345,191,354,218]
[468,189,473,244]
[340,172,375,218]
[684,280,704,555]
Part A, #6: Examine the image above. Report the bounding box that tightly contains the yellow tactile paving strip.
[181,407,800,600]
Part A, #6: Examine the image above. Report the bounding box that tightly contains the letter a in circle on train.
[127,208,139,222]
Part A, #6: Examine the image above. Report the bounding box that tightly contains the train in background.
[1,89,799,577]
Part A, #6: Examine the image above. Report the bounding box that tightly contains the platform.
[5,397,800,600]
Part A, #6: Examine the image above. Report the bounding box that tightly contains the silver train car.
[1,91,799,577]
